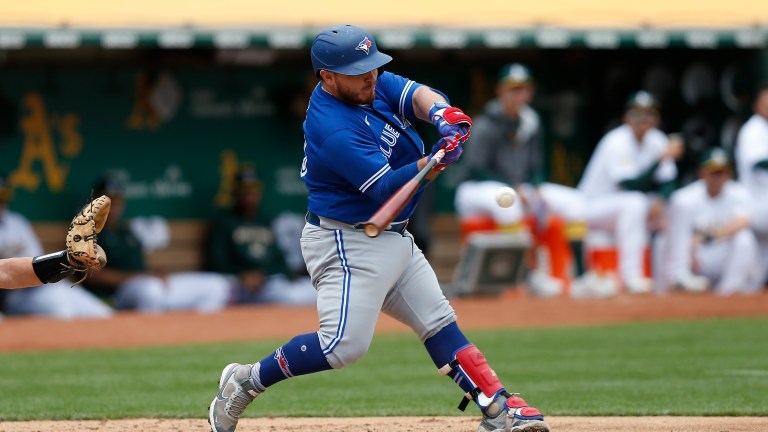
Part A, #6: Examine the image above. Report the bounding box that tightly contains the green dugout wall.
[0,66,313,221]
[0,43,765,221]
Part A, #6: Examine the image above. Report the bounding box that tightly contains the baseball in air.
[495,186,517,208]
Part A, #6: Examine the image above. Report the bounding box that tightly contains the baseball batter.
[662,148,760,295]
[209,25,550,432]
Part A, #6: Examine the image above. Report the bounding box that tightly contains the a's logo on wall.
[356,37,372,55]
[10,92,82,192]
[213,150,240,208]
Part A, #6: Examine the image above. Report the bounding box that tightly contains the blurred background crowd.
[2,1,768,319]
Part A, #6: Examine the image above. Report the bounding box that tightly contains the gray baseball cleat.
[209,363,262,432]
[478,392,550,432]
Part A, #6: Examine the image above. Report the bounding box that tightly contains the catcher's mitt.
[66,195,111,274]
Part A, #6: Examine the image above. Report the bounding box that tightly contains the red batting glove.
[429,102,472,145]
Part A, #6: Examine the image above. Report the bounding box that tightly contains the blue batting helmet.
[310,24,392,77]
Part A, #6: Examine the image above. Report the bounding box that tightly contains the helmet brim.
[327,51,392,76]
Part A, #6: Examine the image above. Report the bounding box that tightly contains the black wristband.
[31,250,75,284]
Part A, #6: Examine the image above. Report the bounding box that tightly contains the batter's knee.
[421,313,458,342]
[325,339,370,369]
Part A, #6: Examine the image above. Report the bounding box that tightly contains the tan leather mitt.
[66,195,111,272]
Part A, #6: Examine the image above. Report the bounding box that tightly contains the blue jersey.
[301,72,427,224]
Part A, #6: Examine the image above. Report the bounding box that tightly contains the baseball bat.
[363,149,445,238]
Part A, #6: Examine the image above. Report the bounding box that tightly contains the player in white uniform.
[662,148,760,295]
[577,91,682,294]
[0,175,113,319]
[734,84,768,288]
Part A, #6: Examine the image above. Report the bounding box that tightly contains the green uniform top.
[98,222,147,272]
[207,209,288,277]
[85,221,146,298]
[461,100,545,186]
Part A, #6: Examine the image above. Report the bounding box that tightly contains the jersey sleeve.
[376,72,424,121]
[653,132,678,183]
[740,123,768,167]
[595,137,632,184]
[528,121,546,185]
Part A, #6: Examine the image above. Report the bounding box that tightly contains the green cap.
[699,147,731,171]
[625,91,660,112]
[234,164,262,193]
[497,63,533,87]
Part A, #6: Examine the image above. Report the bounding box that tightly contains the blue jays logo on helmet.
[310,24,392,76]
[356,37,372,55]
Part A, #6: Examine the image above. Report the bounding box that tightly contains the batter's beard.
[337,85,376,106]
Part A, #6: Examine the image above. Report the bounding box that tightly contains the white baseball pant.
[301,220,456,369]
[114,272,231,313]
[455,181,587,225]
[584,191,650,283]
[696,230,762,295]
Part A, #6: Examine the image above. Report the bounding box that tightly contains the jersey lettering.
[379,123,400,159]
[300,139,308,177]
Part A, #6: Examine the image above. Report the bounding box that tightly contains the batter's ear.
[319,70,333,83]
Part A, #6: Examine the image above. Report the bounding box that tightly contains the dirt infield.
[2,416,768,431]
[1,291,767,431]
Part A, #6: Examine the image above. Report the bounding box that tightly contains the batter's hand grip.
[363,150,444,238]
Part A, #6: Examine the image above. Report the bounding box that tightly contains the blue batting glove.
[429,102,472,145]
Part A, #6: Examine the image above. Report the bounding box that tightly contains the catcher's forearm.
[0,257,44,289]
[31,250,76,284]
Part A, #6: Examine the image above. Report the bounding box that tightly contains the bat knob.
[364,224,381,238]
